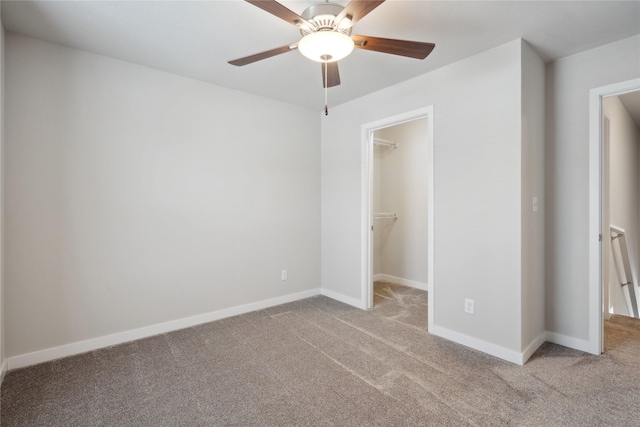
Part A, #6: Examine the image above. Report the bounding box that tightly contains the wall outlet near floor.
[281,270,288,281]
[464,298,474,314]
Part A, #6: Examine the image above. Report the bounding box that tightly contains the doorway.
[360,106,434,332]
[371,119,428,327]
[589,79,640,354]
[603,92,640,321]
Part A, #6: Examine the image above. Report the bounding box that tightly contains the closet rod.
[373,212,398,220]
[373,138,397,149]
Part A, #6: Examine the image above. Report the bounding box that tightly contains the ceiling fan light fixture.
[298,31,354,63]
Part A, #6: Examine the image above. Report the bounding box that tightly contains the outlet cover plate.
[464,298,474,314]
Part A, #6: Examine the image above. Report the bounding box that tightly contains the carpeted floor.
[1,281,639,426]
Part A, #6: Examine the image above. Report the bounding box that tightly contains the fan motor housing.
[300,2,351,36]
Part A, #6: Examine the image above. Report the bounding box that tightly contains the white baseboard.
[373,274,428,291]
[320,288,367,310]
[4,286,595,372]
[521,332,547,364]
[7,288,322,370]
[432,326,596,365]
[432,325,525,365]
[545,331,591,353]
[433,327,591,365]
[1,359,7,384]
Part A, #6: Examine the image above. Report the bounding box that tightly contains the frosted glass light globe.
[298,31,354,63]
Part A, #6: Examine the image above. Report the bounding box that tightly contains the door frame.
[588,78,640,354]
[360,106,434,332]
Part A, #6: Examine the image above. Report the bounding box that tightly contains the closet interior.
[371,118,429,320]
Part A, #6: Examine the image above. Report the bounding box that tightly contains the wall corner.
[520,39,546,353]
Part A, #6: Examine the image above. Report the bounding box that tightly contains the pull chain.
[324,61,329,115]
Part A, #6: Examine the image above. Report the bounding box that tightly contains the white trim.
[361,106,435,334]
[362,129,374,309]
[1,359,7,383]
[7,288,321,370]
[373,274,428,291]
[588,78,640,356]
[545,331,591,353]
[321,288,368,310]
[426,111,435,333]
[432,325,525,365]
[521,332,546,364]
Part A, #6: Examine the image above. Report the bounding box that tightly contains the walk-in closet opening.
[370,118,429,328]
[589,80,640,355]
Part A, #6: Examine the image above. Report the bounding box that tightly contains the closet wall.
[373,119,428,290]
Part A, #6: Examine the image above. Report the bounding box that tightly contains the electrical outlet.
[281,270,288,281]
[464,298,474,314]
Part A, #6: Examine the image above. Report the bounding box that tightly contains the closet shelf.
[373,212,398,220]
[373,138,397,156]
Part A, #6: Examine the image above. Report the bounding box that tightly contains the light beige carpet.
[1,281,639,426]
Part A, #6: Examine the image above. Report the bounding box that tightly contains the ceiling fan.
[228,0,435,114]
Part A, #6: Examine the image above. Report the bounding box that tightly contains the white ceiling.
[2,0,639,111]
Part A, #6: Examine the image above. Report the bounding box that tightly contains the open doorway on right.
[371,118,428,329]
[603,90,640,350]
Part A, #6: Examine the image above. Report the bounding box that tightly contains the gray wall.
[5,33,320,360]
[520,41,546,352]
[545,35,640,342]
[321,39,537,361]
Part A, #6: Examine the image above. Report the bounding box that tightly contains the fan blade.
[228,43,298,66]
[246,0,312,28]
[352,35,435,59]
[336,1,385,26]
[322,62,341,88]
